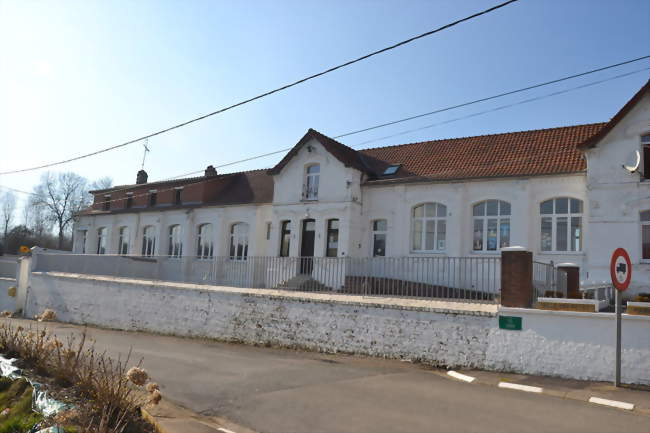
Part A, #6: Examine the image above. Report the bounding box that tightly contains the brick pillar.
[557,263,580,299]
[500,247,533,308]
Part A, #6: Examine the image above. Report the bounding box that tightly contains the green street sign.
[499,315,522,331]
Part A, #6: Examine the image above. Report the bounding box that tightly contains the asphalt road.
[12,319,648,433]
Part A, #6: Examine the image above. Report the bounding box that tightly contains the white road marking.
[218,428,237,433]
[498,381,543,393]
[588,397,635,411]
[447,370,476,383]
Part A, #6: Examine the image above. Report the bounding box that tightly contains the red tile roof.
[358,123,606,182]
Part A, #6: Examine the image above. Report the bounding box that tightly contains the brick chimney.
[136,169,148,184]
[205,165,217,177]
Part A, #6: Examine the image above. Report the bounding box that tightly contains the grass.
[0,377,43,433]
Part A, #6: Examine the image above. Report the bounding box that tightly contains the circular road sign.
[610,248,632,291]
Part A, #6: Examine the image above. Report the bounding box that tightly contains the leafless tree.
[90,176,113,191]
[0,191,17,241]
[23,196,52,238]
[32,172,90,249]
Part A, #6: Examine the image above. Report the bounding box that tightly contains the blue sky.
[1,0,649,216]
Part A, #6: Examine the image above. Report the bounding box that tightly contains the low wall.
[27,272,495,368]
[488,307,650,385]
[24,272,650,385]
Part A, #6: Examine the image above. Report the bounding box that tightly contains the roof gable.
[268,129,373,175]
[578,80,650,150]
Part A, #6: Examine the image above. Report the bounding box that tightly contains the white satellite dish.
[623,150,641,174]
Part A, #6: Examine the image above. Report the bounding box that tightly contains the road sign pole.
[614,289,622,387]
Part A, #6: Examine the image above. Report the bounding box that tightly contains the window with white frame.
[411,203,446,252]
[372,219,387,257]
[473,200,511,252]
[196,223,214,259]
[118,226,130,255]
[230,223,249,260]
[641,211,650,260]
[96,227,107,255]
[168,225,183,257]
[77,230,87,254]
[303,164,320,200]
[642,134,650,180]
[142,226,156,257]
[540,197,583,252]
[326,219,339,257]
[279,221,291,257]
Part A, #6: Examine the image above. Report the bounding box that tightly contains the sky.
[0,0,649,219]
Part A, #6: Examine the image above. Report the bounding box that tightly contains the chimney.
[205,165,217,177]
[136,169,148,184]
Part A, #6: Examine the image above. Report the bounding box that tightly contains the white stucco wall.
[585,92,650,297]
[489,307,650,385]
[25,272,650,384]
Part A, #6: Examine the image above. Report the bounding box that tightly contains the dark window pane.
[571,217,582,251]
[373,234,386,257]
[425,220,435,250]
[412,220,422,250]
[487,219,498,251]
[486,200,498,216]
[437,220,446,250]
[643,225,650,259]
[541,217,552,251]
[556,217,568,251]
[473,202,485,216]
[641,211,650,222]
[500,201,511,216]
[556,198,568,214]
[373,220,387,231]
[425,203,436,217]
[437,204,447,217]
[500,219,510,248]
[570,199,583,214]
[473,219,483,251]
[540,200,553,214]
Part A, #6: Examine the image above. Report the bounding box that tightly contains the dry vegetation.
[0,319,161,433]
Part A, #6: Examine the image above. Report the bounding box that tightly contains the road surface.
[11,319,648,433]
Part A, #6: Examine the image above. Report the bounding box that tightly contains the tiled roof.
[358,123,606,182]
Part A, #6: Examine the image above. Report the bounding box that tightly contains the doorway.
[300,219,315,274]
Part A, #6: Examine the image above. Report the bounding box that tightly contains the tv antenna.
[141,138,150,169]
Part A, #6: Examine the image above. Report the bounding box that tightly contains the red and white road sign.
[610,248,632,291]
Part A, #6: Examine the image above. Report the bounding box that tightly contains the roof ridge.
[357,122,607,153]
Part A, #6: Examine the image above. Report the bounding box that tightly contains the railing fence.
[533,260,568,299]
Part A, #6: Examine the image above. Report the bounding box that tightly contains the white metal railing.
[32,253,500,302]
[533,261,568,299]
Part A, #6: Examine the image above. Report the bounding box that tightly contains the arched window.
[473,200,511,252]
[303,164,320,200]
[197,224,214,259]
[540,197,583,252]
[411,203,446,252]
[96,227,107,255]
[142,226,156,257]
[230,223,249,260]
[118,226,130,255]
[168,225,183,258]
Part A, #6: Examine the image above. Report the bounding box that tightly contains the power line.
[0,0,519,176]
[333,55,650,139]
[352,67,650,147]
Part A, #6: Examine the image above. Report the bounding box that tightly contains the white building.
[74,80,650,297]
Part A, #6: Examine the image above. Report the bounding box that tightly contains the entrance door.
[300,219,315,274]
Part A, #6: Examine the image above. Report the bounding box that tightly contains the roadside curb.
[141,402,256,433]
[439,369,648,416]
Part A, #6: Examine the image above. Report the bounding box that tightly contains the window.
[230,223,249,260]
[197,224,214,259]
[103,195,111,211]
[118,227,130,255]
[411,203,446,252]
[96,227,107,255]
[303,164,320,200]
[372,219,387,257]
[149,191,157,207]
[174,188,182,205]
[326,219,339,257]
[540,198,583,252]
[279,221,291,257]
[266,222,272,240]
[142,226,156,257]
[168,225,182,257]
[78,230,87,254]
[126,193,133,209]
[382,165,400,176]
[473,200,510,252]
[642,134,650,180]
[641,211,650,260]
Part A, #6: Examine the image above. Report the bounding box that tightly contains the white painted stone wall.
[488,307,650,385]
[0,278,16,312]
[24,273,650,384]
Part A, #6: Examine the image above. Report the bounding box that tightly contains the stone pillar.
[556,263,580,299]
[500,246,533,308]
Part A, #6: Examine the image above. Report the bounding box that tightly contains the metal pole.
[615,289,622,387]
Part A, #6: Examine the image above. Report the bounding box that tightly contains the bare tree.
[0,191,16,242]
[90,176,113,192]
[23,196,52,238]
[32,172,90,249]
